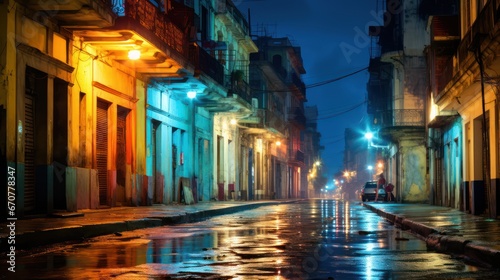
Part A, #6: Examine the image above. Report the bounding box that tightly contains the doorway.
[24,67,48,214]
[116,106,129,206]
[53,78,68,210]
[96,99,110,206]
[151,120,163,204]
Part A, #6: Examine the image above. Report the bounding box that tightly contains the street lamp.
[364,132,373,141]
[367,165,373,180]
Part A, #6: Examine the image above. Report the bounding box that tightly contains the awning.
[428,114,460,128]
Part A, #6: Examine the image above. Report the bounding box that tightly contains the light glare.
[128,49,141,60]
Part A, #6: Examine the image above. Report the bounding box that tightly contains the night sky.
[236,0,376,177]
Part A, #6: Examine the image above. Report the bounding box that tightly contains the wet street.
[7,200,500,279]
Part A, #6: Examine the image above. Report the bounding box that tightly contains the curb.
[1,201,291,252]
[363,203,500,267]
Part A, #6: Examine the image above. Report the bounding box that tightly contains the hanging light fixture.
[128,49,141,60]
[128,40,143,60]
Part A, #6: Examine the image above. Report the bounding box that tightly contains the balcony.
[369,11,403,60]
[239,108,286,136]
[69,0,189,78]
[288,107,307,128]
[431,0,500,105]
[189,44,224,85]
[374,109,425,128]
[265,110,287,136]
[227,79,253,105]
[24,0,115,28]
[215,0,251,39]
[114,0,188,57]
[215,0,257,52]
[288,149,305,165]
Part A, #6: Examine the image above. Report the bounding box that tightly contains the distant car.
[360,181,386,202]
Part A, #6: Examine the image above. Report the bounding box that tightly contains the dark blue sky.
[236,0,376,177]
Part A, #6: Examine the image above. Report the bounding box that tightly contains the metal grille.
[96,100,109,205]
[24,93,36,211]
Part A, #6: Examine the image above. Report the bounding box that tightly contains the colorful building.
[0,0,318,220]
[426,0,499,217]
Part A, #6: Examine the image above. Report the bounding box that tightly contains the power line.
[305,67,369,89]
[314,100,366,121]
[252,66,369,93]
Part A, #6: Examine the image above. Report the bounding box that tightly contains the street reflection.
[12,200,491,279]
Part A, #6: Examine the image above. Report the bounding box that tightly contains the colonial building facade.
[367,0,428,203]
[426,0,499,217]
[363,0,499,218]
[1,0,319,218]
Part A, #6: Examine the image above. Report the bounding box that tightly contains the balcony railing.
[288,107,307,127]
[215,0,251,37]
[189,44,224,85]
[227,79,252,105]
[26,0,115,28]
[265,109,287,135]
[457,0,500,77]
[375,109,425,128]
[117,0,188,56]
[288,149,305,164]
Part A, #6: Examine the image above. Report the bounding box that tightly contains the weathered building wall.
[400,138,428,202]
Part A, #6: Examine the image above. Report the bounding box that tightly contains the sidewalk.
[364,202,500,267]
[0,200,298,252]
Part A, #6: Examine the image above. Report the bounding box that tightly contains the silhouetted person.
[375,173,386,202]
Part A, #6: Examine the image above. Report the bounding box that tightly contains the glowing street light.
[367,165,374,180]
[128,49,141,60]
[364,132,373,141]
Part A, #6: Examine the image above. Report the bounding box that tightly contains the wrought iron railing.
[375,109,425,128]
[265,109,286,135]
[189,44,225,85]
[457,0,500,77]
[215,0,251,36]
[228,79,252,105]
[114,0,188,56]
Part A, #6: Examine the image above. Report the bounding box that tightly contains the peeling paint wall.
[400,139,428,202]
